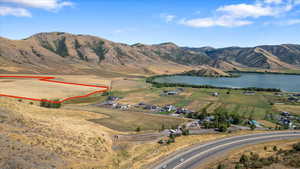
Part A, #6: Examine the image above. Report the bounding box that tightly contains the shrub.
[273,146,278,151]
[40,99,61,108]
[217,163,226,169]
[293,142,300,151]
[235,163,241,169]
[250,124,256,130]
[218,124,228,132]
[239,154,249,164]
[158,139,164,144]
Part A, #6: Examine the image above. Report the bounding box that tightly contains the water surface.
[153,73,300,92]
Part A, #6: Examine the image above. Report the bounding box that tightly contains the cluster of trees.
[187,107,245,132]
[91,40,108,63]
[40,99,61,108]
[146,76,281,92]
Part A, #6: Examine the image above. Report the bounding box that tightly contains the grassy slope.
[66,105,188,132]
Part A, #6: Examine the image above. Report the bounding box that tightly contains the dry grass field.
[0,75,109,100]
[203,139,300,169]
[0,73,297,169]
[66,105,188,132]
[274,104,300,115]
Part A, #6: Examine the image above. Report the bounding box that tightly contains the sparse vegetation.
[215,141,300,169]
[55,37,69,57]
[91,40,108,62]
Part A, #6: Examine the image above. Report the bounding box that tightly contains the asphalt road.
[152,131,300,169]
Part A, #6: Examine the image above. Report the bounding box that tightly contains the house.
[144,104,163,112]
[170,113,180,117]
[275,93,283,96]
[176,108,194,114]
[212,92,219,97]
[288,97,298,102]
[293,93,300,97]
[281,111,290,117]
[107,96,120,101]
[166,91,178,95]
[113,103,129,110]
[169,129,182,135]
[248,120,261,127]
[161,90,178,96]
[198,116,215,124]
[176,88,184,92]
[164,105,177,112]
[138,102,146,106]
[243,91,256,95]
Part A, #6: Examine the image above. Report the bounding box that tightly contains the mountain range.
[0,32,299,75]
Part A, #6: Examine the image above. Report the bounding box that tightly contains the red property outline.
[0,76,109,103]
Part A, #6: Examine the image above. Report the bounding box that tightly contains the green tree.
[250,123,256,130]
[218,124,228,132]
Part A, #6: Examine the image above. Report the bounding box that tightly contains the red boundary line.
[0,76,109,104]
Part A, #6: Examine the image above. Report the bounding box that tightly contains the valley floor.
[0,74,300,169]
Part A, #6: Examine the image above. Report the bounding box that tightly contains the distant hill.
[0,32,299,75]
[181,65,231,77]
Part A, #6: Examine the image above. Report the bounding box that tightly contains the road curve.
[152,131,300,169]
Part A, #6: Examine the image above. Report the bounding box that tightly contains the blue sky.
[1,0,300,47]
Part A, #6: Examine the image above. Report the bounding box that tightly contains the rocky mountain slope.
[0,32,299,75]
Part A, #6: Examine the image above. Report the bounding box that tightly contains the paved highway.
[152,131,300,169]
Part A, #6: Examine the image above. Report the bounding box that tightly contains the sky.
[1,0,300,48]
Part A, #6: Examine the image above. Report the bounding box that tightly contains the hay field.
[0,74,109,100]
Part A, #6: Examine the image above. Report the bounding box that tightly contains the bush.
[217,164,226,169]
[158,139,164,144]
[273,146,278,151]
[218,124,228,132]
[239,154,249,164]
[250,124,256,130]
[167,137,175,144]
[293,142,300,151]
[235,163,241,169]
[40,99,61,108]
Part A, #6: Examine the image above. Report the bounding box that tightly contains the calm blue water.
[153,73,300,92]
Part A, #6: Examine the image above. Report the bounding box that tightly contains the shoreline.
[146,75,281,92]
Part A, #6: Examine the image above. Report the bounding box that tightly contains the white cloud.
[217,4,276,18]
[264,0,283,4]
[0,6,31,17]
[160,14,176,23]
[180,0,300,28]
[285,19,300,24]
[0,0,73,10]
[180,16,252,28]
[0,0,73,17]
[112,28,137,34]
